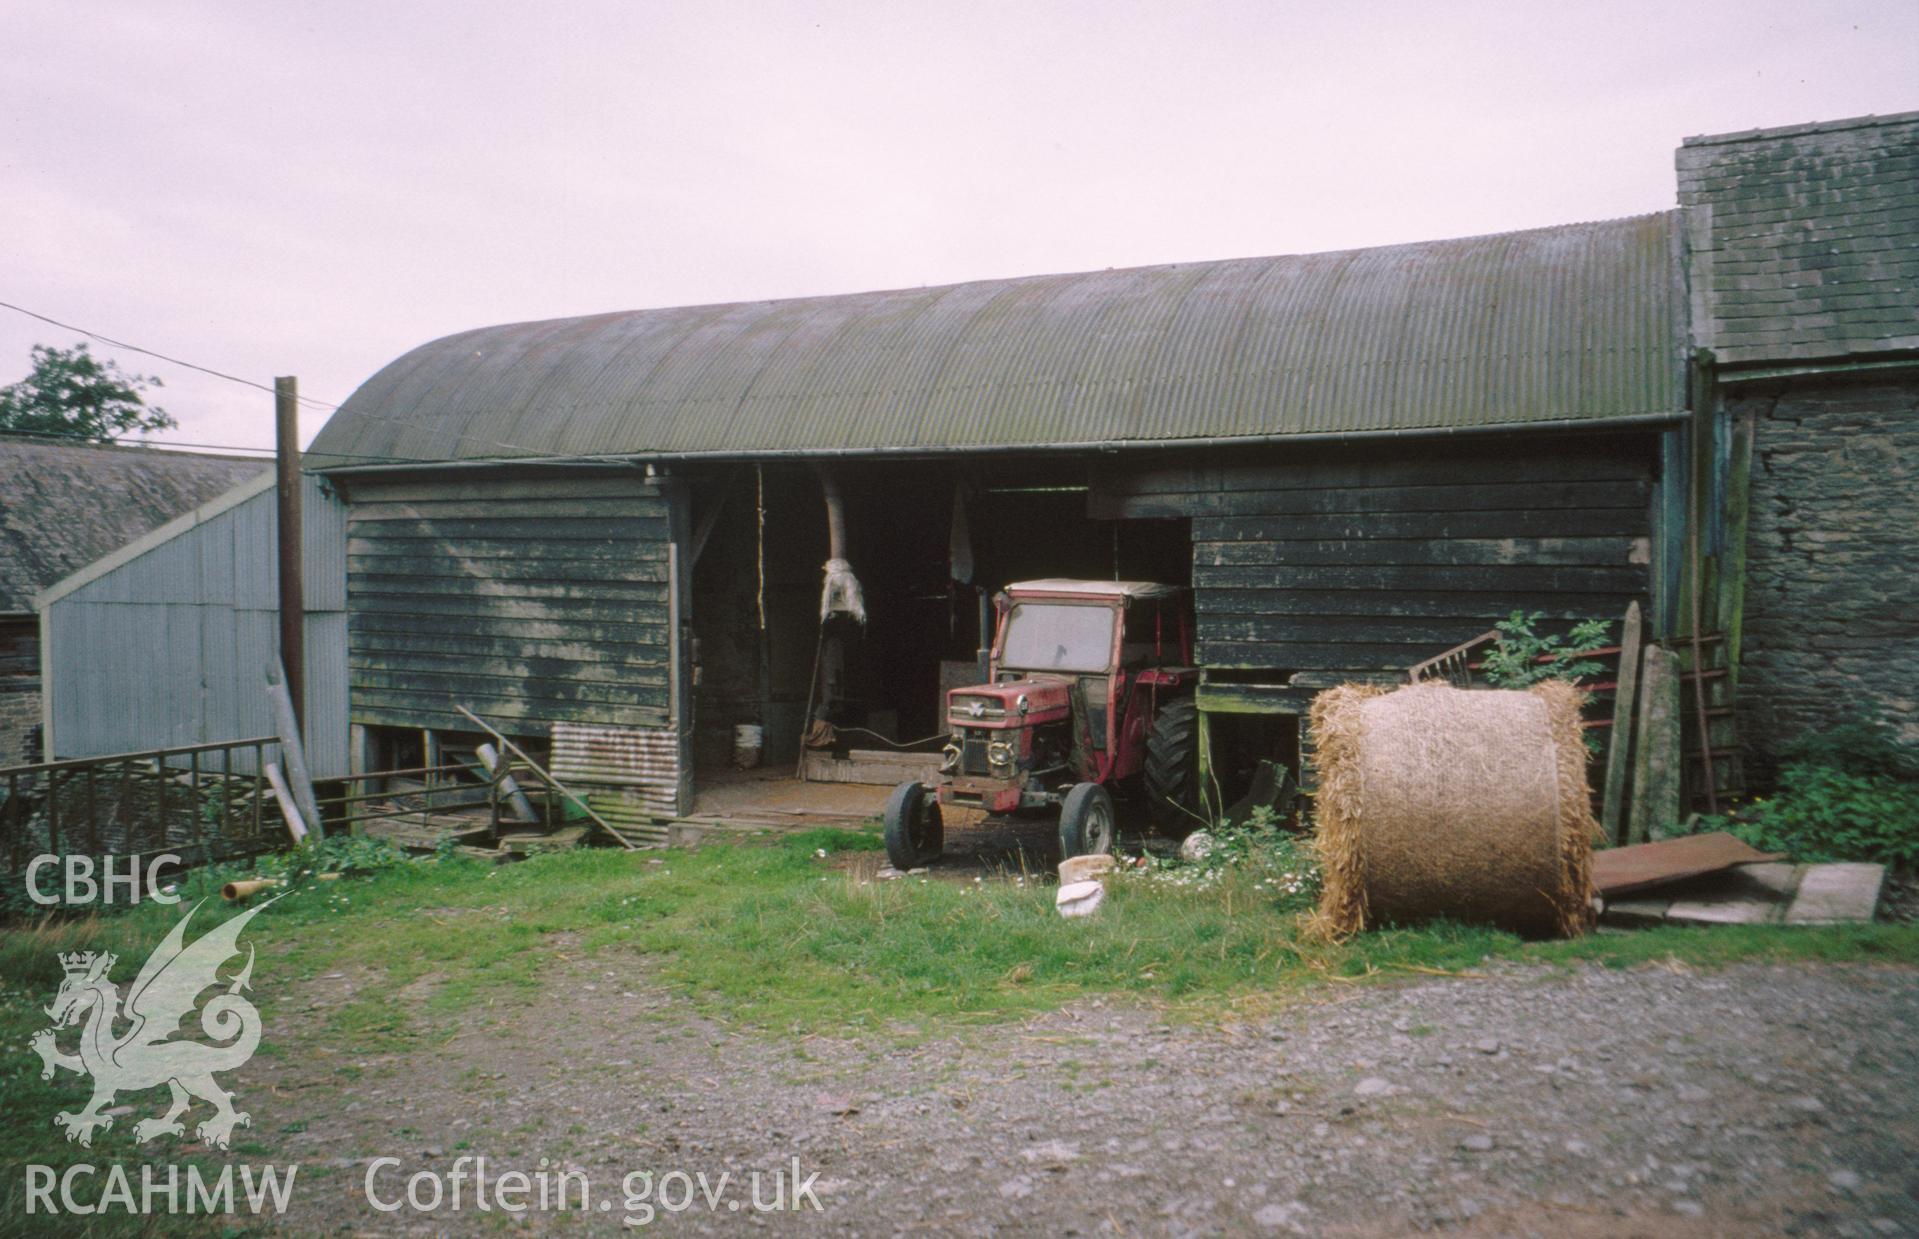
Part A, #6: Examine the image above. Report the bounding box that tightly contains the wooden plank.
[350,612,667,645]
[1626,644,1681,844]
[346,515,668,541]
[1196,681,1318,715]
[801,748,941,785]
[1193,509,1650,541]
[1093,478,1650,520]
[268,669,326,841]
[348,629,666,665]
[1194,588,1640,619]
[348,555,669,584]
[1197,537,1642,568]
[349,498,668,521]
[347,537,669,562]
[1599,601,1645,846]
[352,667,668,707]
[350,575,669,600]
[349,652,668,689]
[1197,640,1499,670]
[350,693,671,731]
[262,762,309,843]
[456,705,639,851]
[1192,563,1649,593]
[344,475,666,505]
[1717,408,1757,692]
[351,592,668,622]
[1195,614,1517,644]
[1110,450,1651,496]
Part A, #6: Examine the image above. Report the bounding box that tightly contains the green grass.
[0,826,1913,1234]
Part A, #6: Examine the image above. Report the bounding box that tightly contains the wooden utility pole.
[275,377,305,726]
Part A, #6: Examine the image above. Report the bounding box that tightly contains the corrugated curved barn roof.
[309,212,1684,468]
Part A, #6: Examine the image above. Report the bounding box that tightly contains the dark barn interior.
[687,459,1189,774]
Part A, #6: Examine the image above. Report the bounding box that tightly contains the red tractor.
[883,579,1201,870]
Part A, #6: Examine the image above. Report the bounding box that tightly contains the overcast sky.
[3,1,1915,454]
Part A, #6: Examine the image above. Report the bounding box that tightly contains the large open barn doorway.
[684,457,1189,797]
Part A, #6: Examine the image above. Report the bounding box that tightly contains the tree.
[0,343,177,443]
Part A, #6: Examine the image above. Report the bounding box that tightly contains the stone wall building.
[1679,112,1919,769]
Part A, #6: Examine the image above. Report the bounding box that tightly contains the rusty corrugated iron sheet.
[1592,831,1782,898]
[309,213,1685,467]
[549,722,683,832]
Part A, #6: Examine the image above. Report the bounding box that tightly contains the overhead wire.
[0,299,339,412]
[0,296,652,466]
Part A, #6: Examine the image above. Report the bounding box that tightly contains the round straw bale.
[1306,680,1597,940]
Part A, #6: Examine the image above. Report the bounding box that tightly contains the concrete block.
[1666,895,1780,926]
[1735,862,1806,897]
[1784,863,1886,925]
[1600,898,1670,927]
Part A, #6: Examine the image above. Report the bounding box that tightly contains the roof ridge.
[1682,109,1919,148]
[407,211,1683,340]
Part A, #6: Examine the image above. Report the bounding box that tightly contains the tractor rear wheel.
[1145,695,1201,836]
[1057,782,1116,858]
[883,780,943,870]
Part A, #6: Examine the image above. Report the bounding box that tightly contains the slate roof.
[309,213,1686,468]
[0,439,266,613]
[1678,111,1919,369]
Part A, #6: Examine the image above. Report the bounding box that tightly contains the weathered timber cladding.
[1094,438,1655,701]
[344,473,674,736]
[1733,377,1919,767]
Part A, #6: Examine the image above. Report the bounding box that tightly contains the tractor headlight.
[987,741,1015,772]
[941,739,962,772]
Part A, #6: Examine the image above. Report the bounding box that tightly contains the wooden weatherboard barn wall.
[341,469,683,741]
[1093,434,1658,714]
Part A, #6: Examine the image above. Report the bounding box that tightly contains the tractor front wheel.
[1145,695,1202,836]
[1057,782,1116,858]
[883,781,943,870]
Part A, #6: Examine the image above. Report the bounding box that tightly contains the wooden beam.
[263,763,309,844]
[687,474,733,570]
[455,705,637,851]
[801,748,941,786]
[1600,601,1644,846]
[1717,407,1758,693]
[1626,644,1681,845]
[268,666,326,841]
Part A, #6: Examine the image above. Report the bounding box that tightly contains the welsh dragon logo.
[29,897,274,1150]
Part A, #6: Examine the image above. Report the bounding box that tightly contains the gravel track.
[245,958,1919,1236]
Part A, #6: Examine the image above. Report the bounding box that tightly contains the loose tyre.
[883,780,942,870]
[1057,782,1116,859]
[1144,695,1201,836]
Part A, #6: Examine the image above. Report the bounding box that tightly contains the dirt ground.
[235,952,1918,1236]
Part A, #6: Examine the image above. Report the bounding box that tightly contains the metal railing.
[317,757,563,843]
[0,736,284,872]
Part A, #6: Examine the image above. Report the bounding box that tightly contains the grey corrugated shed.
[1679,110,1919,368]
[309,213,1685,467]
[38,474,349,778]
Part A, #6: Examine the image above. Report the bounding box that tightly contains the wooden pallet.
[802,748,941,786]
[360,816,495,851]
